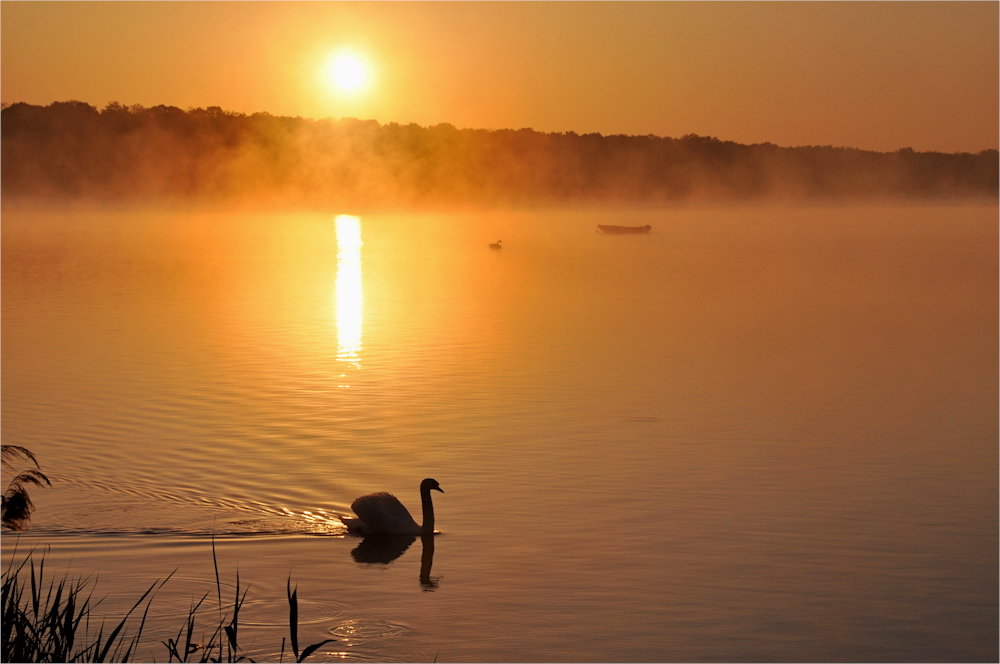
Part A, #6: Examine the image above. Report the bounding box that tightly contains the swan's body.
[489,240,502,249]
[344,478,443,535]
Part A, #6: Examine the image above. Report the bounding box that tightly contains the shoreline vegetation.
[2,101,996,210]
[2,447,339,663]
[2,542,335,663]
[2,446,51,533]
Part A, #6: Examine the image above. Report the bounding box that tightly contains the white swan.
[343,478,443,535]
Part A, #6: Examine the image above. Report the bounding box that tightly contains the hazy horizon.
[2,2,997,154]
[6,98,1000,155]
[4,100,996,212]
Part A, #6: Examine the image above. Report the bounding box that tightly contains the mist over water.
[2,102,997,209]
[2,204,997,662]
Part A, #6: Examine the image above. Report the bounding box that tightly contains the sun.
[325,53,369,93]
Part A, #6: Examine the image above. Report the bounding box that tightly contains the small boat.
[597,225,651,234]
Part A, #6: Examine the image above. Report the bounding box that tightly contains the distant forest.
[3,101,997,208]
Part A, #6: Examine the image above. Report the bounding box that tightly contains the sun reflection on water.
[335,215,363,378]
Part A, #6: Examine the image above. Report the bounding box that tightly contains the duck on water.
[343,478,444,535]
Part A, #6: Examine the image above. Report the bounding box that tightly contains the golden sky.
[2,1,997,153]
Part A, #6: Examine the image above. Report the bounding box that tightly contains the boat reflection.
[335,215,363,375]
[348,533,439,591]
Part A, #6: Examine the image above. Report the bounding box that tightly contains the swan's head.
[421,478,443,493]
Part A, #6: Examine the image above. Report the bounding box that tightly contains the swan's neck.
[420,487,435,534]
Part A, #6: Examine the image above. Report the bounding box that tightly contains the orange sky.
[2,1,997,153]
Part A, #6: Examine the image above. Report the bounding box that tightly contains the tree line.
[2,100,996,207]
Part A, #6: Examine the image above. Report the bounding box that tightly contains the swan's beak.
[433,487,444,493]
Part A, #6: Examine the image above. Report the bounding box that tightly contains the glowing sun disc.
[328,55,367,91]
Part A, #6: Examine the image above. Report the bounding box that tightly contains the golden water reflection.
[335,215,363,376]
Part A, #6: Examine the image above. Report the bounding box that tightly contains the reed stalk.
[2,541,337,663]
[2,543,165,662]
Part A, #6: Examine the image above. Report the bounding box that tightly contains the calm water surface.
[2,205,997,662]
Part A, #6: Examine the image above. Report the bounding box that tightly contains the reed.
[1,445,51,532]
[159,536,250,663]
[2,543,165,662]
[2,540,336,663]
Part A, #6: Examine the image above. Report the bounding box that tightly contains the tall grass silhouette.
[2,541,166,662]
[3,539,337,663]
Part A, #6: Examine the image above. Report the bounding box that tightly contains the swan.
[489,240,502,249]
[343,478,443,535]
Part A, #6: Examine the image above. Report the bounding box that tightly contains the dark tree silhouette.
[1,101,996,207]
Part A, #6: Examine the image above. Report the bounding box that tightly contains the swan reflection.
[350,533,415,564]
[348,533,439,591]
[335,214,363,375]
[419,534,438,590]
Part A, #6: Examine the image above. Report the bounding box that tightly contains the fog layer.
[3,101,996,209]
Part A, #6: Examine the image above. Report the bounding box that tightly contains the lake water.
[2,204,997,662]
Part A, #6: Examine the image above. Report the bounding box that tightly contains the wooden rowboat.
[597,224,651,234]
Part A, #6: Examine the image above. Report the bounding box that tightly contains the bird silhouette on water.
[343,478,443,535]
